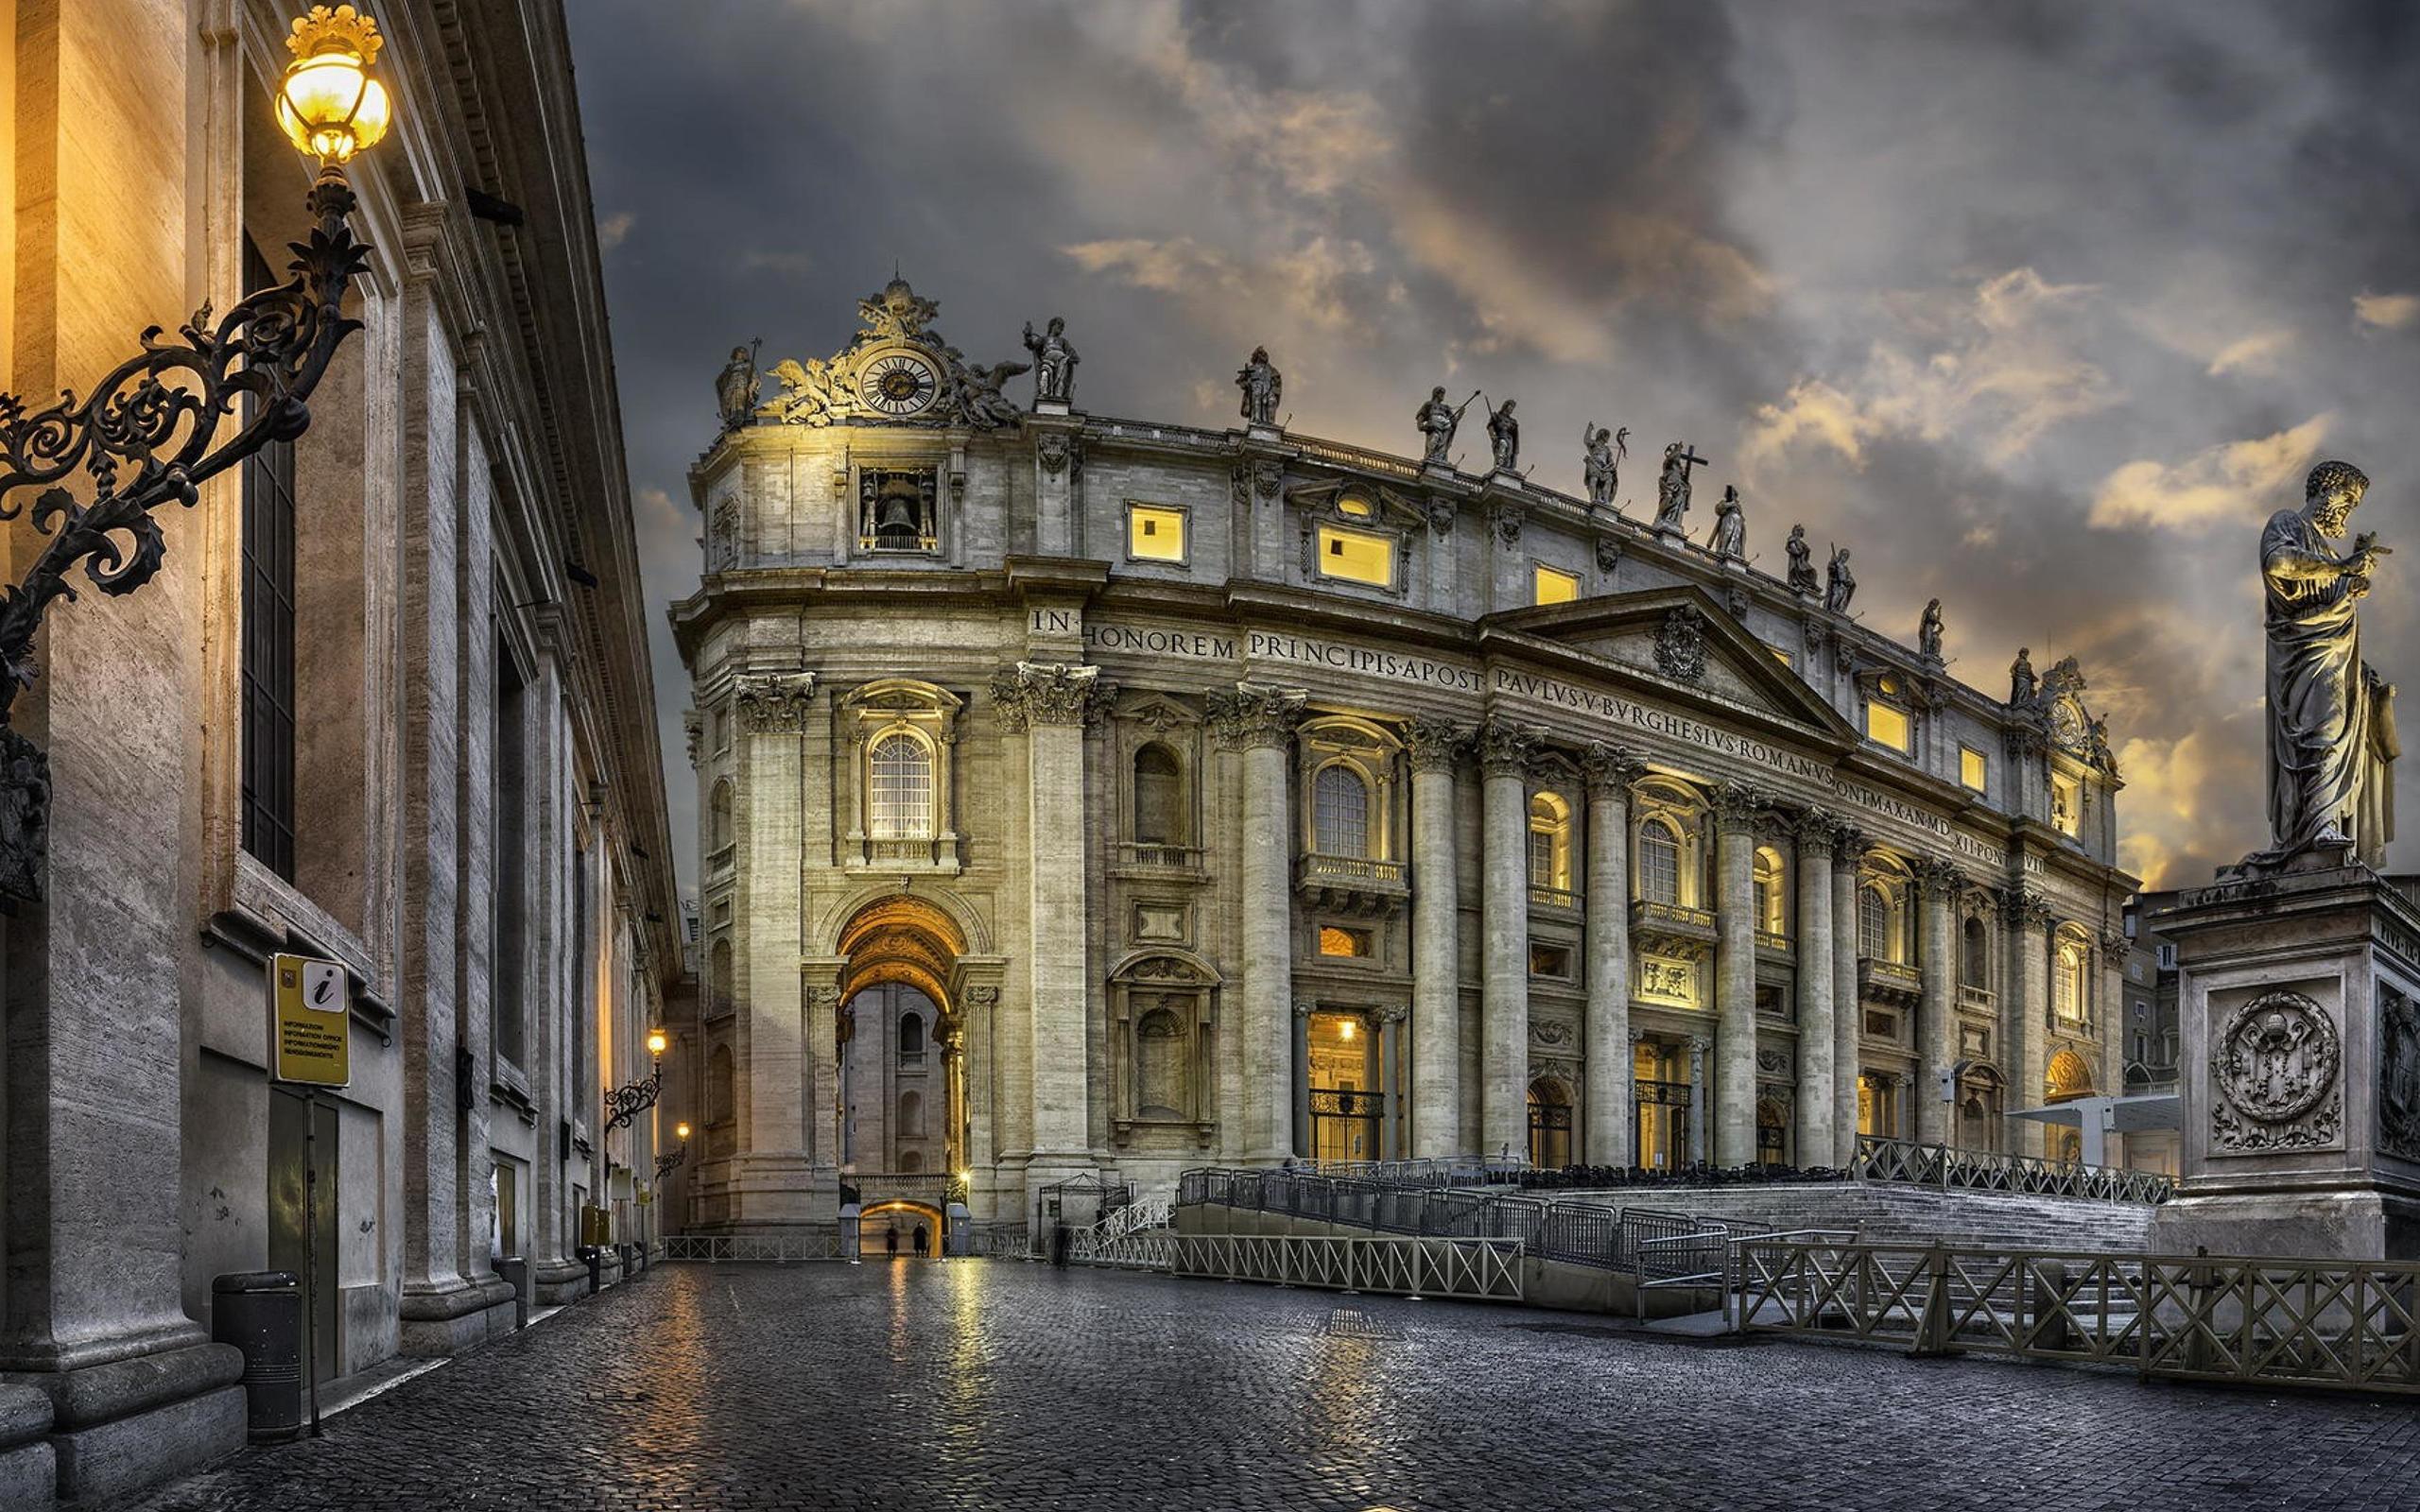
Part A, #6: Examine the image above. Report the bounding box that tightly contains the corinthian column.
[2002,887,2051,1156]
[1710,783,1762,1165]
[993,662,1114,1171]
[1915,859,1964,1145]
[1582,743,1644,1165]
[1207,682,1306,1163]
[1792,811,1838,1166]
[1832,828,1867,1164]
[1405,717,1468,1158]
[1478,718,1539,1160]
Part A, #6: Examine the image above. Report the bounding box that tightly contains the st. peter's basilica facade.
[669,280,2135,1237]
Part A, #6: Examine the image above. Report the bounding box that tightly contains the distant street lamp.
[655,1121,690,1181]
[603,1027,670,1132]
[0,4,391,904]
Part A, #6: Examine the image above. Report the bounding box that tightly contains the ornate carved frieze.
[1654,605,1710,684]
[1205,682,1306,751]
[1476,717,1541,778]
[2380,985,2420,1161]
[2210,990,2342,1155]
[736,673,818,733]
[1754,1047,1791,1077]
[1404,715,1470,774]
[1580,741,1647,796]
[992,662,1115,732]
[1531,1018,1574,1047]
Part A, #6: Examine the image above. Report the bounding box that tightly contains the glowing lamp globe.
[675,1122,692,1142]
[277,6,392,164]
[646,1028,669,1058]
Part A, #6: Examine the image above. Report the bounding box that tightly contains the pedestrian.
[885,1223,898,1258]
[912,1223,929,1258]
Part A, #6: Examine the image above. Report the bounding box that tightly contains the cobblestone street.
[117,1262,2420,1512]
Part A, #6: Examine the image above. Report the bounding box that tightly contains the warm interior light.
[277,7,392,164]
[1339,1019,1357,1041]
[647,1028,668,1057]
[675,1122,692,1142]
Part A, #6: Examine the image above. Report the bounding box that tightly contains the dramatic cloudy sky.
[566,0,2418,896]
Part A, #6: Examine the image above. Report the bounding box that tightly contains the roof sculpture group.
[707,277,2156,755]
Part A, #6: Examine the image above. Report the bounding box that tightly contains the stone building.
[669,279,2137,1245]
[0,2,677,1501]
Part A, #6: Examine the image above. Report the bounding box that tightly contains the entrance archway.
[857,1198,945,1258]
[836,897,969,1202]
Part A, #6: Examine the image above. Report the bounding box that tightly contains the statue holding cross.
[1655,441,1708,533]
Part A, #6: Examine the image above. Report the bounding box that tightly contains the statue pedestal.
[1245,422,1283,444]
[2149,865,2420,1260]
[1652,523,1686,543]
[1033,400,1070,418]
[1423,461,1459,482]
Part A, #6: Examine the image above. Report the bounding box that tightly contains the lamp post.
[0,5,392,904]
[604,1026,669,1133]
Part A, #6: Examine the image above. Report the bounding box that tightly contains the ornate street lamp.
[0,5,391,904]
[654,1121,690,1181]
[603,1027,669,1133]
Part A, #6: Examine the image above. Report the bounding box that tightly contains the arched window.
[1858,884,1892,960]
[709,937,734,1015]
[1135,1007,1185,1119]
[709,779,734,853]
[1133,744,1186,845]
[1526,1079,1572,1170]
[1753,847,1787,937]
[898,1148,924,1173]
[1961,916,1990,990]
[2055,936,2088,1022]
[898,1011,925,1063]
[868,732,934,839]
[898,1089,924,1138]
[2047,1048,2094,1103]
[709,1044,735,1125]
[1528,792,1571,891]
[1312,765,1370,857]
[1638,818,1682,905]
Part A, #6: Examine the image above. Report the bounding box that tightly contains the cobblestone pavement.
[114,1261,2420,1511]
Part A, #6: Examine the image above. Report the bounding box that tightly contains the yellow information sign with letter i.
[272,953,351,1089]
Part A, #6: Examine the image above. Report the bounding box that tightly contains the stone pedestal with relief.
[2150,867,2420,1261]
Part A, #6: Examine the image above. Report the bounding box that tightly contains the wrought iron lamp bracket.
[603,1060,663,1134]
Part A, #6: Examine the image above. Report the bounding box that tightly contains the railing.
[661,1233,843,1263]
[1096,1197,1174,1242]
[1167,1234,1525,1301]
[1297,1154,1529,1187]
[1957,983,1996,1012]
[1858,956,1924,1002]
[968,1225,1029,1259]
[1070,1228,1175,1270]
[1288,433,1426,482]
[1754,930,1791,954]
[1854,1136,2173,1205]
[1295,852,1409,890]
[1635,1224,1853,1320]
[1630,899,1718,941]
[1115,841,1203,871]
[1309,1088,1384,1120]
[1737,1241,2420,1396]
[1529,884,1582,913]
[857,835,947,867]
[853,1171,956,1205]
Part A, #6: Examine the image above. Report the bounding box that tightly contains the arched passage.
[834,896,968,1193]
[856,1198,946,1259]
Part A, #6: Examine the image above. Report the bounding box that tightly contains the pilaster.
[1206,682,1305,1162]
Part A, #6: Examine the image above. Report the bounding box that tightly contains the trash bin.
[496,1256,529,1330]
[577,1245,602,1297]
[212,1271,302,1443]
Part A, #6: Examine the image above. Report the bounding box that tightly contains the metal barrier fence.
[1069,1228,1175,1270]
[1853,1136,2174,1205]
[660,1234,842,1263]
[1737,1240,2420,1395]
[1167,1234,1525,1301]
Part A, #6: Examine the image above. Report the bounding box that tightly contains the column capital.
[1580,741,1647,795]
[1709,782,1766,833]
[1377,1004,1409,1024]
[736,671,819,733]
[1404,715,1471,774]
[1914,856,1968,900]
[1792,807,1841,857]
[1831,824,1871,872]
[1206,681,1306,750]
[1475,716,1542,778]
[992,661,1115,732]
[1998,885,2055,931]
[1687,1034,1711,1056]
[2098,926,2130,956]
[1292,999,1321,1020]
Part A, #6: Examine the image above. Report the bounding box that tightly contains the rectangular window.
[1864,700,1912,754]
[1318,924,1372,958]
[1532,564,1579,605]
[1315,524,1393,588]
[240,238,300,880]
[1960,746,1988,791]
[1128,503,1187,562]
[1529,940,1573,979]
[2051,775,2081,835]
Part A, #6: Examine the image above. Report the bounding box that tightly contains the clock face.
[858,352,940,417]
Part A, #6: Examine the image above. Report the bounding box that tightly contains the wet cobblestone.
[113,1261,2420,1511]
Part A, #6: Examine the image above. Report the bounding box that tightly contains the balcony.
[1294,852,1409,916]
[1958,983,1997,1014]
[1755,930,1792,955]
[1113,841,1206,881]
[1529,883,1582,914]
[1858,956,1925,1008]
[1630,898,1718,960]
[846,832,962,873]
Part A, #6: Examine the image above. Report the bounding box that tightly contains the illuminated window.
[1318,925,1372,958]
[1638,819,1682,905]
[2056,937,2088,1022]
[1528,792,1570,890]
[868,732,934,839]
[1532,565,1580,606]
[1312,765,1371,857]
[1528,941,1573,979]
[1858,884,1891,959]
[1753,847,1786,936]
[1865,699,1912,753]
[1315,524,1393,588]
[1127,503,1186,562]
[1960,746,1988,792]
[1336,494,1374,519]
[2051,774,2081,836]
[1770,644,1793,667]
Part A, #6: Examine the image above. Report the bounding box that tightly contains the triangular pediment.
[1482,586,1858,745]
